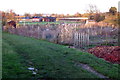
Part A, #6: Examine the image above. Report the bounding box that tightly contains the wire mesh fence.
[4,23,118,48]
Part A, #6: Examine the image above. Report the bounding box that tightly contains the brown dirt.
[88,46,120,64]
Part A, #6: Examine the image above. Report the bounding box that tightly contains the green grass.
[18,21,81,25]
[19,22,60,25]
[2,32,119,79]
[0,25,2,79]
[2,40,32,78]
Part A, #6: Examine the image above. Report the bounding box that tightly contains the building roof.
[15,16,25,18]
[59,17,88,20]
[45,17,56,19]
[22,17,31,19]
[32,16,43,18]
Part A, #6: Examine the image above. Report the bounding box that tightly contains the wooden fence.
[73,32,89,48]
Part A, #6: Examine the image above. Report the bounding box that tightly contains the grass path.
[2,39,32,78]
[75,62,108,78]
[2,32,119,79]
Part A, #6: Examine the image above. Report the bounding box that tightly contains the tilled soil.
[88,46,120,64]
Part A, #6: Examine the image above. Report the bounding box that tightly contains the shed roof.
[22,17,31,19]
[32,16,43,18]
[59,17,88,20]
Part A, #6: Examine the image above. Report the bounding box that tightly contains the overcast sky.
[0,0,119,15]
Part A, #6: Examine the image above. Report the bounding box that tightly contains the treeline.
[0,6,119,26]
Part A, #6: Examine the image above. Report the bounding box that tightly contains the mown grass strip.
[2,40,32,78]
[2,32,119,79]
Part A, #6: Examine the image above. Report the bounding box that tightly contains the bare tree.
[24,13,31,17]
[86,4,100,14]
[74,12,81,17]
[85,4,105,22]
[6,10,16,21]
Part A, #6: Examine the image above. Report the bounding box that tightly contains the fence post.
[38,26,40,39]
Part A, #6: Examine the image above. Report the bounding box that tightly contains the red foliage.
[88,46,120,64]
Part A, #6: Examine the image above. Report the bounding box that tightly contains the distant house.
[43,17,56,22]
[32,16,43,22]
[85,20,96,24]
[31,16,56,22]
[7,20,16,28]
[15,16,31,22]
[21,17,31,22]
[15,16,25,19]
[15,16,56,22]
[58,17,88,23]
[15,16,25,22]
